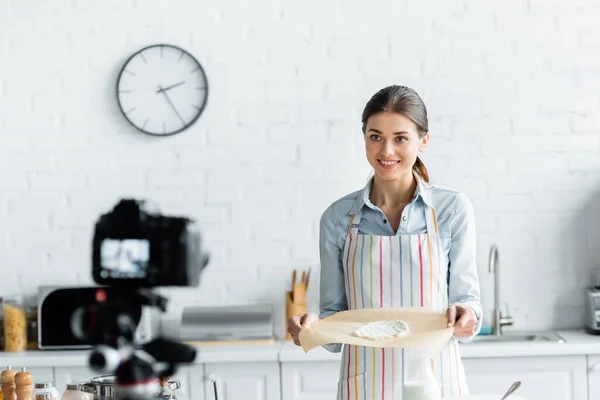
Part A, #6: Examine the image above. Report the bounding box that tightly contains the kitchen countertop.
[0,342,282,367]
[279,329,600,361]
[2,330,600,367]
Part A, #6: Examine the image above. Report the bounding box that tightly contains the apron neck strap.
[347,210,363,236]
[424,205,439,234]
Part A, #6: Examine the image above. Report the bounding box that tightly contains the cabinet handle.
[590,364,600,373]
[206,374,219,400]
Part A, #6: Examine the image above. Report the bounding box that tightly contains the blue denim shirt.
[318,175,482,352]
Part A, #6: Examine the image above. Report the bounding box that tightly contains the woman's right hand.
[287,312,319,346]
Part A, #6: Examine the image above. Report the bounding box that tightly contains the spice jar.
[3,296,27,352]
[33,383,59,400]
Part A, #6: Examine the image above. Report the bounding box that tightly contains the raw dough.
[350,319,410,341]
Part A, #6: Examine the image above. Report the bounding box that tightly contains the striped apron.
[337,200,469,399]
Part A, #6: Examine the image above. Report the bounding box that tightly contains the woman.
[287,85,482,399]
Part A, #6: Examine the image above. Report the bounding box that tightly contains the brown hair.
[361,85,430,182]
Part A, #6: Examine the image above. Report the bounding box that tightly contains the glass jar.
[60,384,88,400]
[26,307,38,350]
[3,296,27,352]
[76,384,95,400]
[402,353,441,400]
[0,300,5,350]
[33,382,60,400]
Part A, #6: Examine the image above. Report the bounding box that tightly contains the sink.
[467,331,565,344]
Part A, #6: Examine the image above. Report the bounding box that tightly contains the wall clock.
[116,44,209,136]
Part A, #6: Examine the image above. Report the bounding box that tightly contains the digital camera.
[91,199,209,288]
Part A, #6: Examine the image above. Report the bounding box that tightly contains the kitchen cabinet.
[54,366,98,392]
[463,355,588,400]
[203,362,280,400]
[189,364,206,400]
[281,361,340,400]
[26,367,54,383]
[588,355,600,399]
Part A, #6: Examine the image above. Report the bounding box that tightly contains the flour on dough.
[350,319,410,341]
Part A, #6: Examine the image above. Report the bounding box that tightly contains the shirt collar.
[348,173,434,215]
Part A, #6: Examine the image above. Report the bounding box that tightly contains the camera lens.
[89,345,121,373]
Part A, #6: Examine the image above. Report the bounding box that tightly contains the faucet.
[489,244,514,336]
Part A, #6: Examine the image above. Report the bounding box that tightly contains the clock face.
[116,44,209,136]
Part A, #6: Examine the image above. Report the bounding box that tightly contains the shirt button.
[402,215,408,222]
[383,219,388,224]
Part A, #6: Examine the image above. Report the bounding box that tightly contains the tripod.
[73,287,197,400]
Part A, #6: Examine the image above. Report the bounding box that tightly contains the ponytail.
[413,156,429,183]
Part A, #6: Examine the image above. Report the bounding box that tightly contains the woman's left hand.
[446,304,477,337]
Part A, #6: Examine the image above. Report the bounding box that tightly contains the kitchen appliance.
[38,286,160,349]
[180,304,274,344]
[585,286,600,334]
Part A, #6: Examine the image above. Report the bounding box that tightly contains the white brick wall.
[1,0,600,339]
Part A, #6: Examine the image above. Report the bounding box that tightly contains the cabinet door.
[54,366,97,391]
[189,365,206,400]
[25,368,54,385]
[463,355,587,400]
[588,355,600,399]
[281,362,340,400]
[203,362,280,400]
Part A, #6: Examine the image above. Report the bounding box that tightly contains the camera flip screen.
[99,238,150,279]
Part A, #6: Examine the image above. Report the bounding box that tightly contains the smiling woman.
[287,85,483,399]
[361,85,431,186]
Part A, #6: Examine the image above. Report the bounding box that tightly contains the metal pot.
[85,375,180,400]
[90,375,117,400]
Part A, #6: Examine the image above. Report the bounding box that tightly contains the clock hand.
[157,85,186,127]
[156,81,185,93]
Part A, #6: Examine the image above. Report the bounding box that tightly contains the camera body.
[91,199,209,288]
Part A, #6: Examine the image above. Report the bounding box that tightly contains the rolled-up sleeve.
[448,193,483,342]
[318,207,348,353]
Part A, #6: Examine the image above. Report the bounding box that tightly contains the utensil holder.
[286,291,307,341]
